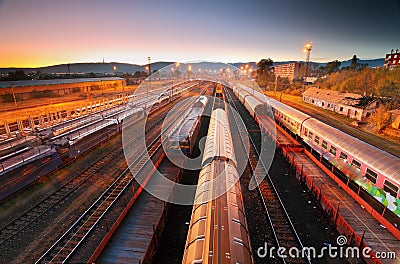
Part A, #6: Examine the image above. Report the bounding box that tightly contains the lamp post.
[303,42,312,85]
[187,65,192,79]
[147,57,151,76]
[147,56,151,109]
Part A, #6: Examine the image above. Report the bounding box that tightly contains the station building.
[302,87,381,121]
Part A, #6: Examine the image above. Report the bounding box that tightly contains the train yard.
[0,78,399,264]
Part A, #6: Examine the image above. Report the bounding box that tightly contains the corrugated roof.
[0,77,124,88]
[303,87,376,108]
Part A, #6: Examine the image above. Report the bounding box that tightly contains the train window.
[322,140,328,149]
[330,146,337,156]
[351,159,361,170]
[383,180,399,197]
[314,135,320,144]
[340,152,348,160]
[308,131,313,139]
[304,128,309,136]
[365,168,378,184]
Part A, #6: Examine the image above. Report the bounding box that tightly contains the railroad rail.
[224,86,312,264]
[34,93,200,263]
[0,100,177,249]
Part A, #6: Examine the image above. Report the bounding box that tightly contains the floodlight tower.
[303,42,312,83]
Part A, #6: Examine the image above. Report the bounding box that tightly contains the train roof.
[235,83,268,102]
[202,109,236,166]
[303,118,400,184]
[268,99,311,124]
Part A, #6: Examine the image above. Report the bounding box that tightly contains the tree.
[256,58,274,88]
[1,70,30,81]
[369,106,391,132]
[350,55,358,70]
[257,58,273,74]
[324,60,341,74]
[87,72,96,78]
[133,70,148,78]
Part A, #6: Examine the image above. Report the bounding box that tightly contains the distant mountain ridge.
[0,62,175,74]
[0,58,385,74]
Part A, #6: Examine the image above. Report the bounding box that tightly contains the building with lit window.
[384,49,400,68]
[273,62,304,83]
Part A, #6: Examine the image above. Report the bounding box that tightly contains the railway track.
[0,98,176,249]
[34,92,201,263]
[224,87,311,264]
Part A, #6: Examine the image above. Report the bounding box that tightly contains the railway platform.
[95,155,183,263]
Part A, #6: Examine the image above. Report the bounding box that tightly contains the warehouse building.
[0,77,126,102]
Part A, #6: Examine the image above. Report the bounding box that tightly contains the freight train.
[182,108,253,263]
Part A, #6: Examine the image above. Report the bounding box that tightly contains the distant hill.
[339,58,384,68]
[0,58,385,75]
[0,62,175,75]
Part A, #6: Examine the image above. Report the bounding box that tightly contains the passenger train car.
[231,83,400,217]
[182,109,253,263]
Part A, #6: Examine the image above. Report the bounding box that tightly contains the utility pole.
[11,85,17,108]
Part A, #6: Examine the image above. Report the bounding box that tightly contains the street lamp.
[187,65,192,79]
[147,57,151,76]
[303,42,312,84]
[146,56,151,109]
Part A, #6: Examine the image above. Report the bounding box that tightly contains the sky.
[0,0,399,67]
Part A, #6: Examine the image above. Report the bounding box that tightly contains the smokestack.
[391,49,393,54]
[396,49,399,53]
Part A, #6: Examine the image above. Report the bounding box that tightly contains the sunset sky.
[0,0,399,67]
